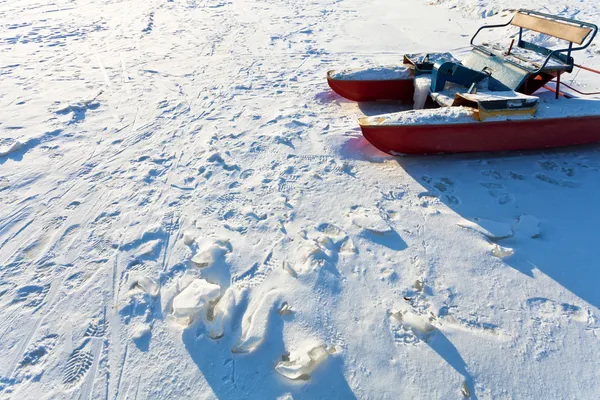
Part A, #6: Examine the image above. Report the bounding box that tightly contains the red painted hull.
[327,75,414,102]
[360,116,600,154]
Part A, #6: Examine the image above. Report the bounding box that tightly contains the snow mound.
[172,279,221,320]
[183,231,196,245]
[0,138,23,157]
[131,323,151,340]
[275,345,333,380]
[191,238,231,268]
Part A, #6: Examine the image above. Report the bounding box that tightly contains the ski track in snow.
[1,0,600,398]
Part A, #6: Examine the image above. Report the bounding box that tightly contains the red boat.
[327,53,457,102]
[329,10,600,154]
[359,103,600,155]
[326,68,414,102]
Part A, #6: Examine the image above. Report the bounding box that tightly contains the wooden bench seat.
[511,12,593,45]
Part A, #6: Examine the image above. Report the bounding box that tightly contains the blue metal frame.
[470,9,598,74]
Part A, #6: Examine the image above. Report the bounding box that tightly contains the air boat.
[328,10,600,154]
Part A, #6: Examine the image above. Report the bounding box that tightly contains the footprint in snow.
[15,333,58,379]
[480,169,526,181]
[62,317,105,389]
[537,160,575,177]
[11,284,51,308]
[534,173,579,188]
[526,297,588,322]
[348,206,390,234]
[523,297,589,360]
[420,175,460,205]
[389,309,435,345]
[348,206,407,250]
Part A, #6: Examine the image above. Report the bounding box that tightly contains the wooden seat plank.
[512,12,592,44]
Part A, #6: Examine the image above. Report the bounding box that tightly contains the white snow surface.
[328,65,413,81]
[360,106,478,126]
[2,0,600,399]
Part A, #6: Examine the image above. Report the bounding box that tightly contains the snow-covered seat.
[470,9,597,75]
[480,41,571,73]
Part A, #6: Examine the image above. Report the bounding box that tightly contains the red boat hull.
[360,116,600,154]
[327,77,414,102]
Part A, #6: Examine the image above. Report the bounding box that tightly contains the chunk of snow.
[191,238,231,268]
[491,244,514,259]
[515,215,540,238]
[413,75,431,110]
[328,66,412,81]
[134,239,161,259]
[457,218,513,240]
[278,302,292,316]
[131,323,151,340]
[172,279,221,319]
[178,272,199,291]
[183,231,196,246]
[392,310,435,335]
[275,345,331,380]
[132,275,160,297]
[0,138,23,157]
[161,281,179,315]
[208,287,237,339]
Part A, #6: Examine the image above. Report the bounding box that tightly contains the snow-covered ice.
[172,279,221,320]
[2,0,600,398]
